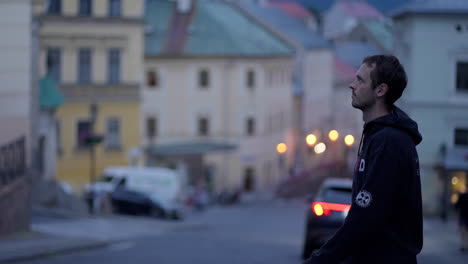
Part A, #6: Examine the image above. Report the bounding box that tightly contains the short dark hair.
[362,55,407,106]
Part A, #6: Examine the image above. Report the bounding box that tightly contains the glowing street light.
[306,134,317,146]
[314,142,326,154]
[276,143,287,154]
[344,135,355,147]
[328,130,339,142]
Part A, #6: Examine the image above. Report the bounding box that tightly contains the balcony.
[59,83,140,102]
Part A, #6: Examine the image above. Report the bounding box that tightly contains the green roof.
[145,0,294,56]
[361,20,393,52]
[39,75,64,109]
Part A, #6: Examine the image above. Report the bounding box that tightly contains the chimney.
[177,0,192,14]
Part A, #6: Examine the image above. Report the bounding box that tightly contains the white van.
[85,166,184,219]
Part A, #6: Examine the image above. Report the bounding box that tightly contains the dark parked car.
[111,187,183,220]
[302,178,353,260]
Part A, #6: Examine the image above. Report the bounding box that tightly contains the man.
[455,191,468,252]
[304,55,423,264]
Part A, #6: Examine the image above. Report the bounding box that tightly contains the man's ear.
[375,83,389,98]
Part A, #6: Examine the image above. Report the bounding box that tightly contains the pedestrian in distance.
[455,191,468,252]
[303,55,423,264]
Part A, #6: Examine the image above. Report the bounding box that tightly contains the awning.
[441,147,468,171]
[39,74,64,109]
[147,141,237,156]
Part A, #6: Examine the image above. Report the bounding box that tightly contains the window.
[198,69,209,88]
[147,70,159,87]
[47,48,61,82]
[455,128,468,146]
[108,49,121,84]
[105,118,121,148]
[246,117,255,136]
[198,117,209,136]
[109,0,121,17]
[456,62,468,92]
[78,48,92,84]
[46,0,61,15]
[76,120,91,148]
[79,0,92,16]
[146,116,157,139]
[247,69,255,89]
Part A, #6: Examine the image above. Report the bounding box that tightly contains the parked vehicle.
[302,178,353,260]
[85,166,185,220]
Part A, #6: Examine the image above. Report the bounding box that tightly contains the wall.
[394,14,468,213]
[143,56,294,192]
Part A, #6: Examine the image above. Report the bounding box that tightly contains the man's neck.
[362,104,390,123]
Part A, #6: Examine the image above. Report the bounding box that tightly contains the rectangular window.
[106,118,121,148]
[146,116,157,139]
[79,0,92,16]
[455,128,468,146]
[147,70,159,88]
[247,70,255,89]
[76,120,91,148]
[109,0,121,17]
[47,47,61,82]
[108,49,121,84]
[456,62,468,92]
[78,48,92,84]
[199,69,209,88]
[46,0,61,15]
[198,117,209,136]
[243,166,255,192]
[246,117,255,136]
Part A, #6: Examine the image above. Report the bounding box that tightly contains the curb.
[0,239,111,263]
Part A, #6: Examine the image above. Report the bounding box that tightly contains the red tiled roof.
[268,1,315,20]
[335,56,356,83]
[164,7,196,54]
[338,0,383,19]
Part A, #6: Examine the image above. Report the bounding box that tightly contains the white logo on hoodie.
[359,159,365,172]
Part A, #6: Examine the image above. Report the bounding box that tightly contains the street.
[19,200,468,264]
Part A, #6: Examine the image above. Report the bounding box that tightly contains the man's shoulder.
[373,126,412,142]
[369,126,413,151]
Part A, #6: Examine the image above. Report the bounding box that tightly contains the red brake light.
[312,202,351,216]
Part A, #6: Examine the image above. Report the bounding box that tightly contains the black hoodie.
[304,106,423,264]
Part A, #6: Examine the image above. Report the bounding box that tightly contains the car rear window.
[322,187,352,204]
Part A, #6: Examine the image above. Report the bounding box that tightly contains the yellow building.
[35,0,144,192]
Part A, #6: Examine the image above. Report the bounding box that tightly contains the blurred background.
[0,0,467,263]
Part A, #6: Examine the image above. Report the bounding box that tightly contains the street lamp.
[328,130,339,142]
[276,142,287,154]
[314,142,326,154]
[344,135,355,147]
[306,134,317,146]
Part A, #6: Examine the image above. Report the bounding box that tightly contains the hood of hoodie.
[364,106,423,145]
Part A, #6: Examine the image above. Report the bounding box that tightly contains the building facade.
[35,0,144,191]
[392,0,468,215]
[143,0,294,193]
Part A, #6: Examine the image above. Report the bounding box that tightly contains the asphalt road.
[23,199,468,264]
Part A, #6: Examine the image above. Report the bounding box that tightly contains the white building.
[392,0,468,215]
[0,0,36,165]
[142,0,294,193]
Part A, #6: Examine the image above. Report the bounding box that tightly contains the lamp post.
[276,142,287,178]
[343,134,355,172]
[89,102,98,185]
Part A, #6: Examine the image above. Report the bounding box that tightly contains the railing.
[0,136,26,186]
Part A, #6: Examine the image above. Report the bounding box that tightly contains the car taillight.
[312,202,351,217]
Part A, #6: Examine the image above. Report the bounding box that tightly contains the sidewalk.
[419,217,468,264]
[0,209,207,263]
